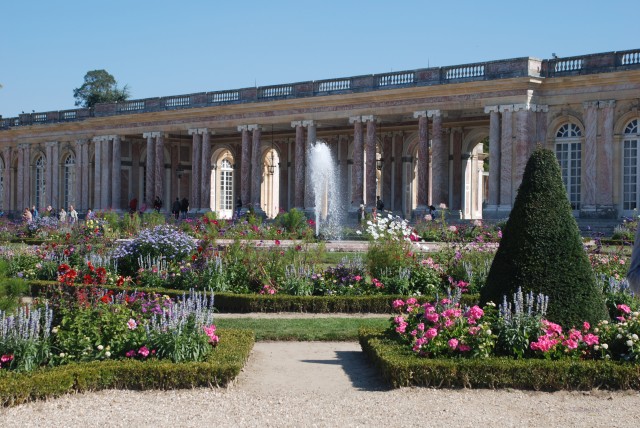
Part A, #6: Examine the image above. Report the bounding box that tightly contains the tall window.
[220,159,233,210]
[63,154,76,209]
[35,155,46,209]
[623,119,640,211]
[555,123,582,210]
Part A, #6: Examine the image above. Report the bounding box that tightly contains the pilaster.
[413,111,429,214]
[238,125,251,210]
[582,101,598,210]
[485,106,501,214]
[598,100,615,209]
[365,116,377,208]
[201,130,212,211]
[250,124,262,210]
[291,121,305,208]
[111,136,121,210]
[92,137,103,210]
[2,147,10,211]
[498,105,513,210]
[188,129,202,210]
[349,116,364,210]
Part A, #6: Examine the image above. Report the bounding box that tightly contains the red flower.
[275,239,280,246]
[191,254,198,261]
[197,246,203,253]
[100,294,111,304]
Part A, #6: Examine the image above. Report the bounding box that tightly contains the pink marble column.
[382,133,392,210]
[292,121,305,208]
[364,116,377,207]
[81,142,89,211]
[485,107,501,208]
[499,106,513,208]
[350,117,364,208]
[111,136,121,210]
[201,130,211,211]
[250,125,262,209]
[513,106,534,194]
[338,136,349,207]
[238,126,251,208]
[93,138,102,210]
[75,140,84,210]
[154,133,164,209]
[23,144,31,208]
[2,147,11,211]
[51,142,59,209]
[429,110,447,207]
[45,142,53,207]
[535,105,548,148]
[189,130,202,210]
[101,137,111,209]
[582,101,598,209]
[598,100,615,207]
[393,133,404,211]
[16,145,24,210]
[414,112,429,210]
[452,128,463,210]
[303,120,316,209]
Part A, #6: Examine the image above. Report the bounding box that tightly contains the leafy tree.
[73,69,130,108]
[480,147,608,327]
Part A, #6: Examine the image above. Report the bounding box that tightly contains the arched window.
[35,155,46,209]
[623,119,640,211]
[220,158,233,211]
[555,123,582,210]
[63,153,76,209]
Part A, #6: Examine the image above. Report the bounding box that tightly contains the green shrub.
[480,148,608,327]
[275,208,308,234]
[366,239,411,281]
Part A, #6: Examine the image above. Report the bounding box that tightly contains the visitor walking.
[58,208,67,223]
[153,196,162,213]
[129,197,138,214]
[22,207,32,223]
[86,209,96,220]
[172,198,181,220]
[69,205,78,225]
[376,196,384,211]
[236,198,243,219]
[180,197,189,219]
[31,205,39,219]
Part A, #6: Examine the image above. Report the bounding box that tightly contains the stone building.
[1,48,639,220]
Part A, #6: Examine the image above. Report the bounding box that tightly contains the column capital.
[534,104,549,113]
[247,124,261,131]
[499,104,514,113]
[187,128,212,135]
[45,141,58,148]
[582,101,599,110]
[291,120,303,127]
[92,136,110,143]
[17,143,29,150]
[237,125,249,132]
[512,103,531,112]
[427,109,444,118]
[484,106,500,114]
[361,115,375,122]
[302,119,316,127]
[413,110,427,118]
[599,100,616,109]
[143,131,162,138]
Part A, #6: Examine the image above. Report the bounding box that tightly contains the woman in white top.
[58,208,67,223]
[69,205,78,224]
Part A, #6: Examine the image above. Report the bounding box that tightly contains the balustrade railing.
[61,111,77,120]
[164,96,191,108]
[209,90,239,103]
[258,85,293,98]
[317,79,351,92]
[118,100,145,112]
[377,72,414,87]
[554,58,584,72]
[622,51,640,65]
[444,64,485,80]
[33,113,47,122]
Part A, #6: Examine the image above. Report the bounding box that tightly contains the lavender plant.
[0,303,53,371]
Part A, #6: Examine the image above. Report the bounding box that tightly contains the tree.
[73,70,130,108]
[480,147,608,327]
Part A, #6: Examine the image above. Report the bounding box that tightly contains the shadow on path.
[301,350,390,391]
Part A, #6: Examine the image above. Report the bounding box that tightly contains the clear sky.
[0,0,636,118]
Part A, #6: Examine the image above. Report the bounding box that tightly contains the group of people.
[22,204,79,224]
[171,197,190,220]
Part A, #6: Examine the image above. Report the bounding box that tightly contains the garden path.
[2,340,640,427]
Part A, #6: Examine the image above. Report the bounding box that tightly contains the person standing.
[172,197,181,220]
[180,197,189,219]
[58,207,67,223]
[153,196,162,213]
[69,205,78,225]
[23,207,33,223]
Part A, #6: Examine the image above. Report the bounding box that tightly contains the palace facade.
[1,49,640,220]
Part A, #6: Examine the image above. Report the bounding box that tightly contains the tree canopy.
[73,70,130,108]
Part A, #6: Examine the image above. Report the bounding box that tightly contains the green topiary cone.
[480,147,608,327]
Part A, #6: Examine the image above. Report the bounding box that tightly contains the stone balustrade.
[2,48,639,130]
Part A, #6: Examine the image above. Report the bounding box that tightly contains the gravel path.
[2,342,640,427]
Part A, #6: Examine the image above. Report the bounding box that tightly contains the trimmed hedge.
[359,329,640,390]
[28,280,480,313]
[0,328,254,407]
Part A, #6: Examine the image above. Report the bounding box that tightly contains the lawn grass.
[321,251,365,265]
[215,317,389,341]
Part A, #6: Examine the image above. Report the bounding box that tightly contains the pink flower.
[355,275,362,281]
[617,304,631,314]
[448,338,459,349]
[425,312,439,323]
[466,305,484,321]
[425,328,438,339]
[125,350,136,358]
[1,354,14,364]
[127,318,137,330]
[530,335,559,352]
[583,334,599,346]
[138,346,150,358]
[274,239,280,246]
[457,344,471,352]
[542,320,563,336]
[392,299,405,309]
[203,324,219,344]
[562,339,578,350]
[583,321,590,331]
[416,323,425,331]
[406,297,418,305]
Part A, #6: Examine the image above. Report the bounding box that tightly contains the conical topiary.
[480,147,608,327]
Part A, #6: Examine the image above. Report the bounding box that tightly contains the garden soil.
[2,341,640,427]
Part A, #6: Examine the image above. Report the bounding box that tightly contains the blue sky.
[0,0,636,118]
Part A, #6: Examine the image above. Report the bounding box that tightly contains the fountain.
[308,142,344,239]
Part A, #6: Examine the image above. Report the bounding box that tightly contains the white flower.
[633,334,639,341]
[59,353,65,358]
[617,334,623,339]
[594,345,600,351]
[627,340,634,347]
[485,329,492,335]
[105,351,111,358]
[97,345,104,351]
[51,327,59,334]
[602,343,609,350]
